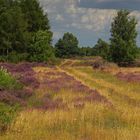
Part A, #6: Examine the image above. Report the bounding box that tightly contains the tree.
[93,39,109,60]
[110,10,138,64]
[0,0,54,62]
[55,32,79,58]
[28,30,55,62]
[20,0,50,33]
[79,47,93,57]
[0,0,28,57]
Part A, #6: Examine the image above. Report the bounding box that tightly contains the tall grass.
[0,66,140,140]
[0,103,139,140]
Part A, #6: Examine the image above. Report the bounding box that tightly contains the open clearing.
[0,60,140,140]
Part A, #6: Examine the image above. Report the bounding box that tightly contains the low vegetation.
[0,60,140,140]
[0,67,22,90]
[0,103,19,133]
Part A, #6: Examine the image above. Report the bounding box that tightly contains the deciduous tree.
[110,10,138,64]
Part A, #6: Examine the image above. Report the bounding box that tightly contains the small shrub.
[0,103,19,132]
[0,67,22,90]
[92,57,118,70]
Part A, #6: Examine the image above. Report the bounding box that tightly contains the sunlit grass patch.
[65,67,140,100]
[63,67,140,126]
[1,102,139,140]
[53,89,87,103]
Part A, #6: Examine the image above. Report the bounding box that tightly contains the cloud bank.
[39,0,140,46]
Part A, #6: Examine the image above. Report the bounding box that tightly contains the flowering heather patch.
[0,62,41,108]
[0,63,40,88]
[36,69,110,110]
[73,91,112,107]
[43,71,97,94]
[18,71,39,88]
[116,72,140,83]
[0,90,26,106]
[0,87,33,106]
[40,97,67,110]
[0,63,14,72]
[0,62,47,73]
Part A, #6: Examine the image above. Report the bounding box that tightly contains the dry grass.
[1,103,139,140]
[0,63,140,140]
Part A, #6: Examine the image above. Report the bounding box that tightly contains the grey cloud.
[79,0,140,10]
[38,0,140,46]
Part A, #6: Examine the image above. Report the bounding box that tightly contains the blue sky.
[39,0,140,47]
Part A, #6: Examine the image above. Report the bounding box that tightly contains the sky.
[39,0,140,47]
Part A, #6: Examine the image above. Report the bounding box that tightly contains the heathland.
[0,58,140,140]
[0,1,140,140]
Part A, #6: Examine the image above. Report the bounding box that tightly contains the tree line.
[55,10,139,65]
[0,0,54,62]
[0,0,139,65]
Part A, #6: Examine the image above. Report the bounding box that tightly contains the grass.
[0,64,140,140]
[0,103,139,140]
[63,66,140,139]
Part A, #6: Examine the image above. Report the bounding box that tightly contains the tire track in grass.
[63,67,140,108]
[57,66,113,107]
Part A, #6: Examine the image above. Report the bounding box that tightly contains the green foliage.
[28,30,55,62]
[110,10,138,64]
[0,1,28,56]
[79,47,93,57]
[0,0,54,63]
[7,52,29,63]
[93,39,110,60]
[0,67,22,90]
[55,32,79,58]
[0,102,19,132]
[20,0,50,32]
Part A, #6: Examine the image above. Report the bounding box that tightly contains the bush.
[0,103,19,132]
[0,56,7,62]
[28,30,55,62]
[0,67,22,90]
[7,52,29,63]
[92,57,118,70]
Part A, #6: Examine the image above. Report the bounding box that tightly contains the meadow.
[0,59,140,140]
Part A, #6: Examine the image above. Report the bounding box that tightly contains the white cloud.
[53,31,63,40]
[39,0,117,32]
[39,0,140,45]
[56,14,64,21]
[39,0,140,32]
